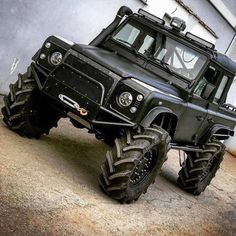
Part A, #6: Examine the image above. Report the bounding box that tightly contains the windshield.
[112,20,207,81]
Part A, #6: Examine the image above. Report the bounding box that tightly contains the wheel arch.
[199,124,234,145]
[140,107,178,138]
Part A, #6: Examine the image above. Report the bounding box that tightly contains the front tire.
[177,140,225,195]
[1,66,60,138]
[99,126,171,203]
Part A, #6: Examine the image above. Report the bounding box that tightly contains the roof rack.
[138,9,165,25]
[185,32,215,49]
[138,9,215,51]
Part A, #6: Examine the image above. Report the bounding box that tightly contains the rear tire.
[1,66,60,138]
[99,126,171,203]
[177,140,225,195]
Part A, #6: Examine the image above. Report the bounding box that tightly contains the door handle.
[196,115,204,121]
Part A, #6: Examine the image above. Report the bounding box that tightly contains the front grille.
[64,54,115,102]
[52,66,104,104]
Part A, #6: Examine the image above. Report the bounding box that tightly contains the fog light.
[130,107,137,113]
[50,51,63,65]
[40,53,46,59]
[137,94,143,101]
[118,92,133,107]
[45,42,51,48]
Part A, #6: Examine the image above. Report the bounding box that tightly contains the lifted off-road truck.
[2,7,236,203]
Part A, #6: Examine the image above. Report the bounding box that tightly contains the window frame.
[213,71,234,106]
[213,75,229,104]
[192,63,223,101]
[110,17,208,82]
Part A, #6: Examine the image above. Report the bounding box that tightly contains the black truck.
[2,6,236,203]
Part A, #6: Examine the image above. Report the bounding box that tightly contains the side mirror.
[202,83,215,100]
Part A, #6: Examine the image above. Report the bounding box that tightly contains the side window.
[194,66,220,98]
[214,75,229,103]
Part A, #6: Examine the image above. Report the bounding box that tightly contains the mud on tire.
[177,140,225,195]
[1,66,60,138]
[99,126,171,203]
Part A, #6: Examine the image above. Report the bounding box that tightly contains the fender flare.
[140,106,178,128]
[199,124,234,144]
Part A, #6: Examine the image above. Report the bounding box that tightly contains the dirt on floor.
[0,100,235,235]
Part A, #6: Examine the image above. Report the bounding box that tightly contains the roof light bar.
[186,32,215,49]
[138,9,165,25]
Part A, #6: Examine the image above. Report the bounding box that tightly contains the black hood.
[72,44,181,97]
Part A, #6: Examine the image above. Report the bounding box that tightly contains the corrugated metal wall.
[0,0,143,94]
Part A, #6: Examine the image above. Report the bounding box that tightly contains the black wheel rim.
[130,149,156,186]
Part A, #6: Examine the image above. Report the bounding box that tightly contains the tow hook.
[59,94,88,116]
[77,107,88,116]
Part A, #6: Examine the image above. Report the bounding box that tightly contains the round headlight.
[118,92,133,107]
[50,52,63,65]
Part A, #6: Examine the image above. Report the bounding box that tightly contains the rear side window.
[194,66,220,98]
[214,75,229,103]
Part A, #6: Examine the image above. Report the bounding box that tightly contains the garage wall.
[224,33,236,153]
[226,35,236,105]
[0,0,143,95]
[225,77,236,154]
[182,0,235,53]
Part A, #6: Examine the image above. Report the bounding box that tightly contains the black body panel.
[72,44,181,98]
[214,53,236,74]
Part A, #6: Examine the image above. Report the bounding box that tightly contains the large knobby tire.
[1,66,60,138]
[177,140,225,195]
[99,126,171,203]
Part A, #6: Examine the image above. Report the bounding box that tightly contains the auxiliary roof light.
[170,17,186,32]
[138,9,165,25]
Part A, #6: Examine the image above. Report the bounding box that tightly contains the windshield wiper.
[161,62,175,75]
[115,39,139,55]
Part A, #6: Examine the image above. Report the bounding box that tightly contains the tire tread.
[177,140,224,195]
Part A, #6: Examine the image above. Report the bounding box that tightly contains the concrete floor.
[0,99,235,235]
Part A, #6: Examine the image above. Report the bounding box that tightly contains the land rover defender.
[2,6,236,203]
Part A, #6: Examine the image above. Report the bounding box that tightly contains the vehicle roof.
[213,53,236,75]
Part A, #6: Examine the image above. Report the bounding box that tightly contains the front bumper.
[31,63,135,128]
